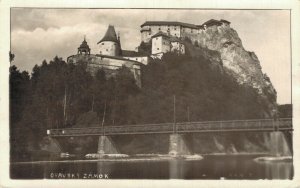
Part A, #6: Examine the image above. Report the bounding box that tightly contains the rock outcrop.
[194,24,277,117]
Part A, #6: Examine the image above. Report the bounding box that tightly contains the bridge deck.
[47,118,293,137]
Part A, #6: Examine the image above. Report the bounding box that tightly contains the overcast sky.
[11,9,291,104]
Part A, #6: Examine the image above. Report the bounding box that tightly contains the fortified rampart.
[67,54,142,87]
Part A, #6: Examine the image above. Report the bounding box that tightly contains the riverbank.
[11,152,274,164]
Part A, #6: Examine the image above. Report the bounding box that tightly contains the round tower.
[97,25,121,56]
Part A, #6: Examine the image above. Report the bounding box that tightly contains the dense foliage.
[278,104,292,118]
[10,53,273,160]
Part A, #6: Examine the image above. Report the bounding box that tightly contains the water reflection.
[97,161,114,176]
[169,160,187,179]
[10,155,293,179]
[263,161,293,179]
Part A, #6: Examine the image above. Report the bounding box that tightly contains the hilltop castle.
[67,19,231,86]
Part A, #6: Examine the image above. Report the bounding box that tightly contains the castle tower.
[97,25,121,56]
[78,36,91,55]
[151,31,171,56]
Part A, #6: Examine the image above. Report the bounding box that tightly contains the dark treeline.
[10,53,269,160]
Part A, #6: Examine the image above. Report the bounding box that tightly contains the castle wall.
[142,22,231,51]
[98,41,119,56]
[141,25,181,43]
[170,26,181,37]
[67,54,142,87]
[123,56,149,65]
[141,30,151,43]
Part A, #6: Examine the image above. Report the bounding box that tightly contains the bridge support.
[269,131,291,156]
[169,134,191,156]
[40,136,62,153]
[97,136,119,156]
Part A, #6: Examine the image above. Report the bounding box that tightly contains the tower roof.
[151,31,170,38]
[97,25,119,44]
[78,37,90,49]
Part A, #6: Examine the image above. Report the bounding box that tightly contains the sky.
[10,9,291,104]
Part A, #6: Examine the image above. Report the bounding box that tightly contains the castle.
[67,19,231,86]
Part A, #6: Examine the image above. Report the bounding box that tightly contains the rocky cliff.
[192,24,278,117]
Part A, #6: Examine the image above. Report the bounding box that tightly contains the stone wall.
[123,56,149,65]
[98,41,120,56]
[141,25,181,42]
[67,54,142,87]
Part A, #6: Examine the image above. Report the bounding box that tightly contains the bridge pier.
[97,136,119,156]
[169,134,191,156]
[269,131,291,156]
[40,136,62,153]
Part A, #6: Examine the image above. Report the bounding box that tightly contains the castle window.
[157,48,159,50]
[102,43,104,45]
[158,27,161,30]
[106,49,108,51]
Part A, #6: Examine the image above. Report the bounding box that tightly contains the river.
[10,154,293,179]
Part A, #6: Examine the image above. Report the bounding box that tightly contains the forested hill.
[10,52,276,160]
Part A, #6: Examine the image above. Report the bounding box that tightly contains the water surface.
[10,154,293,179]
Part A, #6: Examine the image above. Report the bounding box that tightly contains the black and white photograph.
[1,0,300,187]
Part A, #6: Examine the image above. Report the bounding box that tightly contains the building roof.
[97,25,119,44]
[220,19,231,24]
[169,37,182,43]
[141,21,199,29]
[140,27,151,32]
[202,19,223,27]
[196,25,205,29]
[151,31,170,38]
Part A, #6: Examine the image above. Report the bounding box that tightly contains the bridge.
[46,118,293,157]
[47,118,292,137]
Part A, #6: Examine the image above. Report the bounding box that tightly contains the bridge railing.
[47,118,292,136]
[176,118,292,132]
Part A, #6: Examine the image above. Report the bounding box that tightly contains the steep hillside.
[189,25,278,117]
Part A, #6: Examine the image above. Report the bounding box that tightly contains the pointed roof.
[97,25,119,44]
[79,36,90,49]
